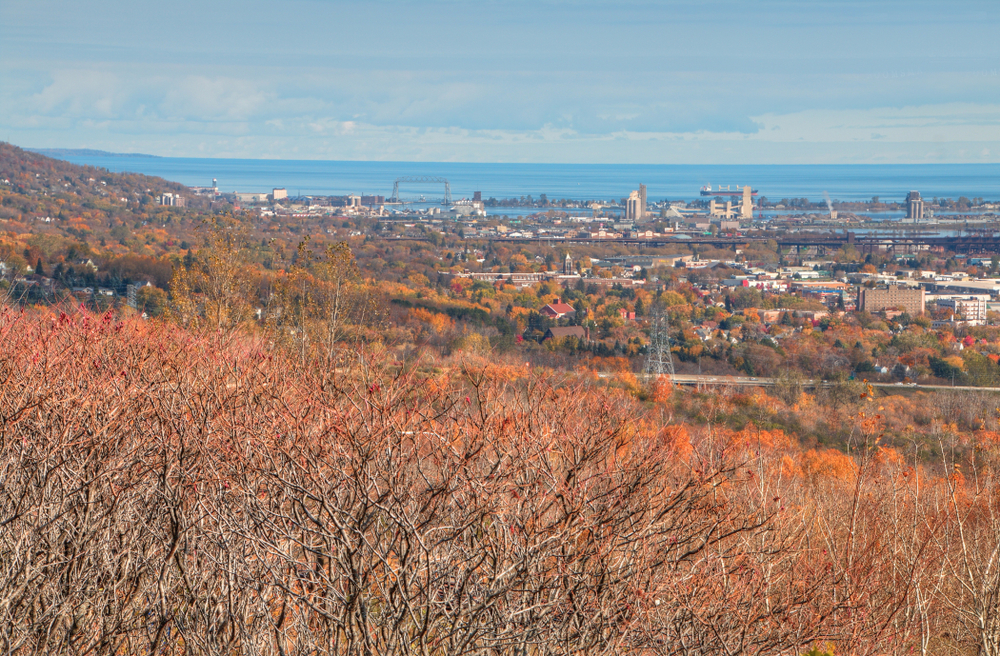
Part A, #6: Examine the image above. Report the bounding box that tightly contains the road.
[655,374,1000,393]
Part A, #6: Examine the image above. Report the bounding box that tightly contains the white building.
[234,192,269,203]
[159,192,185,207]
[936,296,988,324]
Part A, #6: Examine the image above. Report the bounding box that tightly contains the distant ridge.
[28,148,159,159]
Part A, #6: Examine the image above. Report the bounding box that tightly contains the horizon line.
[22,148,1000,167]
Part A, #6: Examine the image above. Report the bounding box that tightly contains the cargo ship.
[701,185,758,196]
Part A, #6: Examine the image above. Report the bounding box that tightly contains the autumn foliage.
[0,306,999,655]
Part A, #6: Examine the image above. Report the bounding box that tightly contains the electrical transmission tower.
[643,312,675,379]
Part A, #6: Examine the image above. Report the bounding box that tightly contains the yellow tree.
[169,215,257,332]
[312,240,379,359]
[267,238,380,365]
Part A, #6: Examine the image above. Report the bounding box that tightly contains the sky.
[2,0,999,163]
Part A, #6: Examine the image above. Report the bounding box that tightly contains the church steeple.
[563,253,573,275]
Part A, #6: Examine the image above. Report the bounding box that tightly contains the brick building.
[860,286,925,316]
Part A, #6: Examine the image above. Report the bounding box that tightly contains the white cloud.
[105,109,996,163]
[754,104,1000,144]
[30,70,129,118]
[4,0,1000,164]
[161,76,272,121]
[7,65,1000,163]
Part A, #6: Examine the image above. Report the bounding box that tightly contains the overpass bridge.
[490,231,1000,254]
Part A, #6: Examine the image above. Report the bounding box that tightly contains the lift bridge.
[390,176,451,204]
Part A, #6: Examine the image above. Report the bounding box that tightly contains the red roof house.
[540,298,576,319]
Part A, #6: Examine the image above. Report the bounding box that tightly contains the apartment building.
[860,286,925,315]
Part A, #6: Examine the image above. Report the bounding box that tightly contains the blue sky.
[2,0,999,163]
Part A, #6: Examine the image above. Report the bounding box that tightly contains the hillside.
[27,147,157,158]
[0,142,214,218]
[0,142,236,301]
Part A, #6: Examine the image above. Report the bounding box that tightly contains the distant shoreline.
[37,152,1000,203]
[28,148,158,159]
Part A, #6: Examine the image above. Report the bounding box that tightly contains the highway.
[653,374,1000,393]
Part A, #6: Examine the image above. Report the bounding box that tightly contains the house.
[540,298,576,319]
[618,309,636,321]
[543,326,590,342]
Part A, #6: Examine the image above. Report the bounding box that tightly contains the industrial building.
[740,185,753,218]
[623,184,648,222]
[709,185,753,219]
[709,199,736,219]
[452,198,486,216]
[906,191,924,221]
[625,189,643,221]
[234,188,287,203]
[190,179,219,196]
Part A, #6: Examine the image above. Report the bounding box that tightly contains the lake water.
[54,155,1000,205]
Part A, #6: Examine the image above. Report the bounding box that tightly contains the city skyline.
[2,0,999,164]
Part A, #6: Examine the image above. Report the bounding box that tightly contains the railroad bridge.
[490,231,1000,255]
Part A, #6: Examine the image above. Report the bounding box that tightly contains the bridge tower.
[390,176,452,204]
